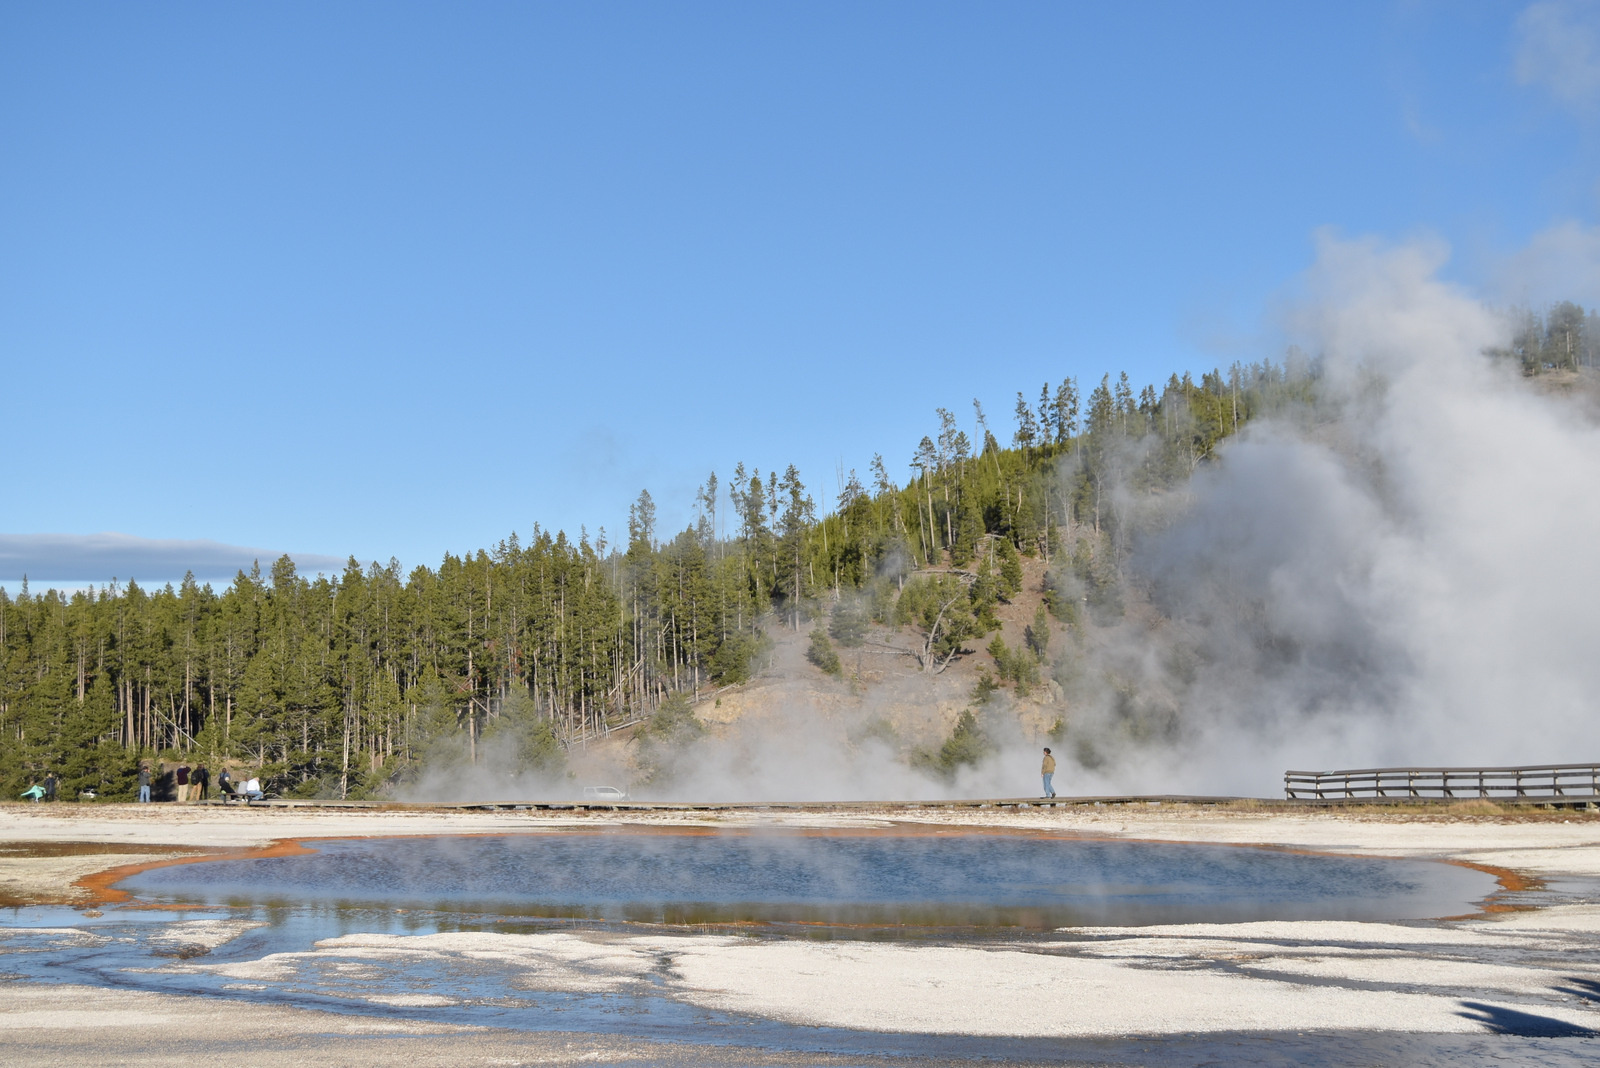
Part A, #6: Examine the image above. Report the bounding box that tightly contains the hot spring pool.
[118,829,1499,928]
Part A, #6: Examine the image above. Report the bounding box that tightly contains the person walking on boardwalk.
[193,764,210,802]
[1041,748,1056,799]
[43,772,57,802]
[137,763,151,803]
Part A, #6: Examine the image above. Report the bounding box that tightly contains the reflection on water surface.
[120,830,1496,928]
[0,834,1546,1064]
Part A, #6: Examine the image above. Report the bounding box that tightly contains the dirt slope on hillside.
[564,557,1069,788]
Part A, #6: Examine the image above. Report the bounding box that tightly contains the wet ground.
[4,823,1600,1064]
[0,840,216,907]
[3,905,1599,1065]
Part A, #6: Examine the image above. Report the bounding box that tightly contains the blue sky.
[3,1,1597,584]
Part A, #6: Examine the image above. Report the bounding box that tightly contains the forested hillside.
[3,307,1589,801]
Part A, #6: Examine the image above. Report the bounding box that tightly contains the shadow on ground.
[1553,978,1600,1005]
[1458,1000,1595,1037]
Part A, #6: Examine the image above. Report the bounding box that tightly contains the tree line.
[1500,301,1600,375]
[0,342,1424,802]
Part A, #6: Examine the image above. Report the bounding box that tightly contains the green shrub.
[914,710,993,780]
[709,631,766,684]
[987,635,1039,694]
[1024,605,1051,659]
[806,629,842,676]
[996,537,1024,596]
[828,599,868,647]
[634,692,706,788]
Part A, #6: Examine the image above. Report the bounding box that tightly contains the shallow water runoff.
[0,829,1532,1063]
[121,829,1495,928]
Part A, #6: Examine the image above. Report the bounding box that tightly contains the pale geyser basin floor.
[3,803,1600,1064]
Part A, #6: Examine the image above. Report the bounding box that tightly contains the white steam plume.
[1116,231,1600,792]
[394,230,1600,802]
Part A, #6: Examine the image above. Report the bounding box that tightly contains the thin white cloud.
[0,532,345,584]
[1492,218,1600,306]
[1515,1,1600,110]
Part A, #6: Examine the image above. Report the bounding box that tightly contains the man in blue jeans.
[1041,747,1056,799]
[137,764,151,803]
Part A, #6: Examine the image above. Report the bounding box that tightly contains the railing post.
[1282,763,1597,805]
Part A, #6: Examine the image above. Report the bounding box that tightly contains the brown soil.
[0,841,201,859]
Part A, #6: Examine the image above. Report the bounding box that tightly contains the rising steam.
[666,232,1600,798]
[1073,232,1600,792]
[400,231,1600,801]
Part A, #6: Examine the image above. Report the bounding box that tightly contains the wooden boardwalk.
[213,795,1245,812]
[209,792,1599,812]
[1285,763,1600,804]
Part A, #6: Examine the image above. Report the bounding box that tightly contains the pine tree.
[1547,301,1586,372]
[869,454,894,495]
[1087,375,1114,438]
[1012,392,1038,450]
[827,598,868,647]
[628,489,657,551]
[806,629,842,676]
[1114,372,1135,435]
[1025,604,1051,659]
[1053,377,1079,445]
[1037,384,1054,445]
[777,465,813,627]
[0,346,1337,800]
[996,537,1024,596]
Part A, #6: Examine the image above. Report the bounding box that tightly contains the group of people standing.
[37,753,1061,804]
[136,762,212,803]
[18,772,58,802]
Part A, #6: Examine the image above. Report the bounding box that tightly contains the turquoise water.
[0,834,1571,1064]
[119,830,1497,927]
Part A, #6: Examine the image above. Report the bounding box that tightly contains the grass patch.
[1446,799,1506,815]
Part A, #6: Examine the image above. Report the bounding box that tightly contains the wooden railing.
[1284,763,1600,801]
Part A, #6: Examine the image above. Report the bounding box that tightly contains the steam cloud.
[404,231,1600,801]
[670,232,1600,798]
[1080,232,1600,792]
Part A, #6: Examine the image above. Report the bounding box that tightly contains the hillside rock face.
[561,556,1069,797]
[718,555,1063,729]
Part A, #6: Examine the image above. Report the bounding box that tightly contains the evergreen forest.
[3,305,1592,801]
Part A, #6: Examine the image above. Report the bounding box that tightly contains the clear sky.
[3,1,1597,583]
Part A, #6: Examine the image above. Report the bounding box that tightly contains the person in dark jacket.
[43,772,57,802]
[175,764,191,803]
[138,764,152,803]
[193,764,210,801]
[217,768,234,801]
